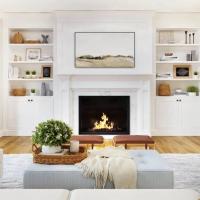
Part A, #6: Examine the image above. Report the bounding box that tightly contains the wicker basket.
[11,32,24,44]
[158,84,171,96]
[32,144,87,165]
[11,88,26,96]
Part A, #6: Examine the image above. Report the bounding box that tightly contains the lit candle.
[70,140,79,153]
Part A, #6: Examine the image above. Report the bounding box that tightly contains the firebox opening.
[79,96,130,135]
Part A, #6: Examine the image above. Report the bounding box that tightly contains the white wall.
[55,11,154,75]
[0,18,3,136]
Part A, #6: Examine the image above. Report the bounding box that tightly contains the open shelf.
[156,43,200,47]
[9,43,53,47]
[156,78,200,81]
[9,78,53,81]
[156,61,200,64]
[9,61,53,64]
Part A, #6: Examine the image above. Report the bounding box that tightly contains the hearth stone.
[24,150,173,189]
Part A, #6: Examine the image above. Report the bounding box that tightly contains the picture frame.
[42,65,52,78]
[173,64,192,79]
[26,48,41,61]
[74,32,135,68]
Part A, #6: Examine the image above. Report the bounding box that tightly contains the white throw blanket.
[76,147,137,189]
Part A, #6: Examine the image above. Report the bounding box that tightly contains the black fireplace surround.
[79,96,130,135]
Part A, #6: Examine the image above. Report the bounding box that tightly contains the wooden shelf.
[9,78,53,81]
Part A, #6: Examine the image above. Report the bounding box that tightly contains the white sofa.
[0,149,3,177]
[0,189,199,200]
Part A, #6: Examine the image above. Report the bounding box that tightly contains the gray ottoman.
[24,150,173,190]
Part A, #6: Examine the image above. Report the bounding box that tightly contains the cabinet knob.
[28,99,30,102]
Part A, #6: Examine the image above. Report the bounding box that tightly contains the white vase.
[42,145,61,154]
[188,92,196,96]
[193,75,199,80]
[30,92,36,96]
[70,140,79,153]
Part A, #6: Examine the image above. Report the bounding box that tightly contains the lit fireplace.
[93,113,114,131]
[79,96,130,135]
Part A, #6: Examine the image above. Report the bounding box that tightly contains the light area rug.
[0,154,199,192]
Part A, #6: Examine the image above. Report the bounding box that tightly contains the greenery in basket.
[32,119,73,146]
[25,70,30,75]
[187,86,199,93]
[31,89,36,93]
[32,70,36,75]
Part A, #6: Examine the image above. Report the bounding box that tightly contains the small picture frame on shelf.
[42,65,52,78]
[26,48,41,61]
[173,64,192,79]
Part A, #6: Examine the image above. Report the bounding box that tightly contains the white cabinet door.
[181,97,200,130]
[7,97,36,134]
[7,96,53,135]
[155,97,180,130]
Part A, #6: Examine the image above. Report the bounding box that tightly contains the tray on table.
[32,144,87,165]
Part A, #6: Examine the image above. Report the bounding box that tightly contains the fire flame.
[93,113,114,130]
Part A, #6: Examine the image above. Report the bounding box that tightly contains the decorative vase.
[188,92,196,96]
[41,82,46,96]
[30,92,36,96]
[42,145,61,154]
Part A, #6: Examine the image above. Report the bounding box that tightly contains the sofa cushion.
[0,189,69,200]
[70,189,199,200]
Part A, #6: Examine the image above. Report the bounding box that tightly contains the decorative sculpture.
[41,34,49,44]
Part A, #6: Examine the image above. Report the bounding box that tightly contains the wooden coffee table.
[113,135,155,149]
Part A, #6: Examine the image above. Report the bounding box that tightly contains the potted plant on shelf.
[193,71,199,79]
[31,70,37,79]
[25,70,31,79]
[30,88,36,96]
[32,119,73,154]
[187,86,199,96]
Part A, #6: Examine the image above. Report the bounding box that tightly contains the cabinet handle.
[28,99,30,102]
[31,99,33,102]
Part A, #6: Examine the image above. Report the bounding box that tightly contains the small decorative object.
[189,33,192,44]
[185,31,188,44]
[14,55,18,61]
[42,65,52,78]
[160,53,178,61]
[158,84,171,96]
[26,48,41,61]
[31,70,37,78]
[70,140,80,153]
[25,70,31,79]
[41,82,47,96]
[11,32,24,44]
[30,89,36,96]
[24,40,41,44]
[187,86,199,96]
[191,50,198,61]
[174,88,187,96]
[13,67,19,78]
[12,88,26,96]
[192,33,195,44]
[186,53,191,61]
[159,31,175,44]
[41,34,49,44]
[173,64,192,79]
[193,71,199,79]
[32,119,73,154]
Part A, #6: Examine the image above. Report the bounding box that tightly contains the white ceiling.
[0,0,200,12]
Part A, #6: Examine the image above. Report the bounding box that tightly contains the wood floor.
[0,136,200,154]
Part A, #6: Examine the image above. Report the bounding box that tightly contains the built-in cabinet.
[155,96,200,135]
[7,96,53,135]
[5,26,54,135]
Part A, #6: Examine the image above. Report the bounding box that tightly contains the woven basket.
[32,144,87,165]
[158,84,171,96]
[11,88,26,96]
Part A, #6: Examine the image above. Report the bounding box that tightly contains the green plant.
[32,119,73,146]
[26,70,30,75]
[187,86,199,93]
[32,70,36,75]
[194,71,199,75]
[31,89,36,93]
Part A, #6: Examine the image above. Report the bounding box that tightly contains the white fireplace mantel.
[54,75,151,136]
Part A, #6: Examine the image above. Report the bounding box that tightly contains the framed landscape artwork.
[74,32,135,68]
